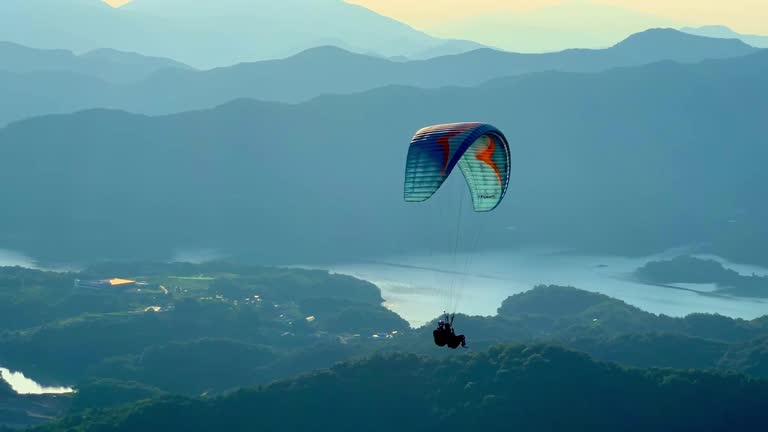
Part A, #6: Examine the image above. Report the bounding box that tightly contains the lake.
[3,245,766,330]
[316,248,768,327]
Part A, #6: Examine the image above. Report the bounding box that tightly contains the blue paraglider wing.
[404,122,510,212]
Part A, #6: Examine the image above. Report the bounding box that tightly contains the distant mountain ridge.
[1,49,767,265]
[0,28,759,126]
[0,0,485,69]
[0,41,191,83]
[424,0,681,53]
[681,25,768,48]
[613,28,756,60]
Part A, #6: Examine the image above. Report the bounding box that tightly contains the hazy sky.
[348,0,768,34]
[102,0,767,52]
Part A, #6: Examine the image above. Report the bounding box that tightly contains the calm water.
[317,248,768,327]
[0,368,73,395]
[0,251,74,393]
[3,245,766,336]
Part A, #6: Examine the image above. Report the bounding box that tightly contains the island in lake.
[634,255,768,298]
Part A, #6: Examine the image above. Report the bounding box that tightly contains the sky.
[102,0,767,52]
[347,0,768,34]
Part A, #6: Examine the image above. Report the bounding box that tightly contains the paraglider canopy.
[403,122,510,212]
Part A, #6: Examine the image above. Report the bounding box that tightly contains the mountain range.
[0,0,484,69]
[4,2,768,431]
[0,29,759,127]
[1,47,767,265]
[0,41,190,83]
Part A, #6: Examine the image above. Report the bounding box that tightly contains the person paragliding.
[405,122,511,350]
[433,313,466,349]
[433,319,448,347]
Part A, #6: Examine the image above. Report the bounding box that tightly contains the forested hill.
[0,41,190,83]
[2,263,768,429]
[33,345,768,432]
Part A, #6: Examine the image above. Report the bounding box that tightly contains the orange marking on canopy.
[475,135,503,186]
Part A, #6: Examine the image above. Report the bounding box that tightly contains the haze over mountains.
[425,1,681,53]
[2,47,767,265]
[0,41,190,83]
[3,2,768,431]
[0,29,759,127]
[0,0,483,69]
[682,25,768,48]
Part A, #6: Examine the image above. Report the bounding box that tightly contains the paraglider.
[433,313,466,349]
[404,122,511,212]
[404,122,511,350]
